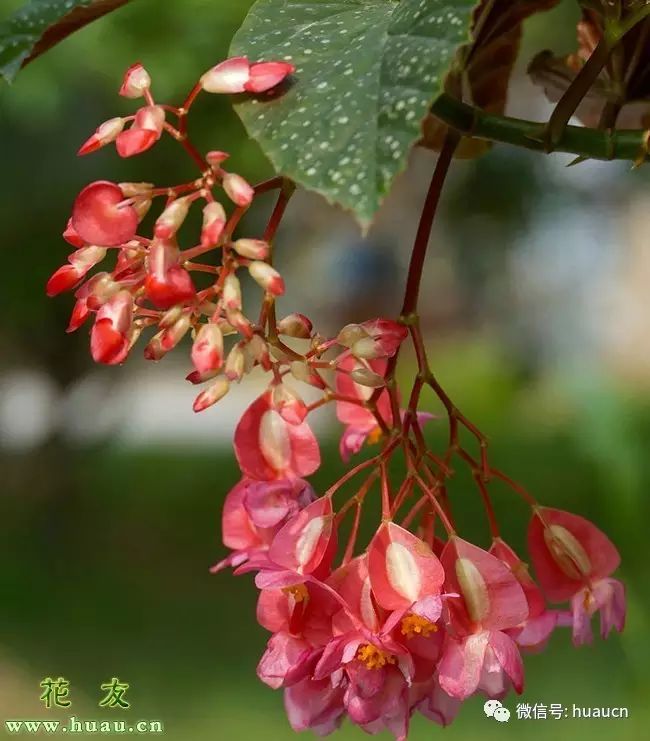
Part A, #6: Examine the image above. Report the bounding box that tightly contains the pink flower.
[210,477,316,573]
[338,319,408,360]
[527,507,625,645]
[144,238,196,309]
[489,538,559,651]
[234,390,320,480]
[191,323,224,375]
[438,537,528,700]
[71,181,139,247]
[90,290,134,365]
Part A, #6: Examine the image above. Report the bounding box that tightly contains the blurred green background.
[1,0,649,739]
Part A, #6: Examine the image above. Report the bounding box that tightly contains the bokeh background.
[1,0,649,739]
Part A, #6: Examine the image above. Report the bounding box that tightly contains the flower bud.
[158,305,184,329]
[206,150,230,168]
[201,202,227,247]
[276,312,312,339]
[244,61,295,93]
[193,377,230,412]
[119,62,151,98]
[222,172,254,206]
[272,383,307,425]
[78,117,126,156]
[349,366,385,388]
[118,182,155,198]
[200,56,250,94]
[191,322,224,374]
[160,313,191,351]
[46,246,107,297]
[225,342,248,381]
[247,334,271,370]
[232,238,269,260]
[90,290,134,365]
[337,323,369,348]
[222,273,242,310]
[154,197,191,240]
[116,106,165,158]
[225,309,253,337]
[289,360,326,389]
[248,261,284,296]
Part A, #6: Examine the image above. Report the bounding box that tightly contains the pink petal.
[244,61,295,93]
[368,522,444,612]
[268,497,333,576]
[528,508,621,602]
[71,181,138,247]
[200,56,251,93]
[487,630,524,694]
[438,632,488,700]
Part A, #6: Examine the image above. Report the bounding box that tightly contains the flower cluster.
[48,61,626,740]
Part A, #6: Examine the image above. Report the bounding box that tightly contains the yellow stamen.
[366,426,383,446]
[400,614,438,639]
[281,584,309,603]
[356,644,395,670]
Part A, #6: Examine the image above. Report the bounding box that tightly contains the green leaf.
[231,0,475,227]
[0,0,132,83]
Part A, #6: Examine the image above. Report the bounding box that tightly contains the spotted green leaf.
[0,0,132,83]
[231,0,475,227]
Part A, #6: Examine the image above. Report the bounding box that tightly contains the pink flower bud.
[244,61,295,93]
[72,181,139,246]
[276,313,312,339]
[248,261,285,296]
[206,150,230,168]
[78,117,126,156]
[90,290,134,365]
[200,56,250,94]
[349,366,385,388]
[160,313,191,351]
[225,308,253,337]
[154,197,191,240]
[225,342,249,382]
[116,106,165,158]
[247,334,271,370]
[143,331,166,361]
[232,238,269,260]
[191,322,224,374]
[222,273,242,310]
[201,202,227,247]
[118,182,155,197]
[46,245,107,297]
[222,172,254,206]
[67,298,90,333]
[337,323,369,348]
[272,383,307,425]
[193,377,230,412]
[289,360,326,389]
[119,62,152,98]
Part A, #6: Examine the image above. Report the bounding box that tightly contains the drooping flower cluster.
[48,61,626,740]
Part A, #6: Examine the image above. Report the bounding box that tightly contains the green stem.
[429,93,650,163]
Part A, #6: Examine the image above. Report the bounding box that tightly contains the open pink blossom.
[210,477,315,574]
[234,390,320,480]
[528,507,625,645]
[438,537,528,700]
[71,181,139,247]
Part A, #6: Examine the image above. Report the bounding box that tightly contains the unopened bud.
[191,322,224,374]
[289,360,326,389]
[225,342,248,382]
[222,273,242,310]
[349,367,385,388]
[160,313,191,351]
[119,63,152,98]
[222,172,254,207]
[206,150,230,168]
[277,312,313,339]
[154,197,191,239]
[337,323,369,347]
[248,261,284,296]
[200,57,250,94]
[226,309,253,337]
[201,202,227,247]
[232,238,269,260]
[193,377,230,413]
[247,334,271,370]
[78,117,126,155]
